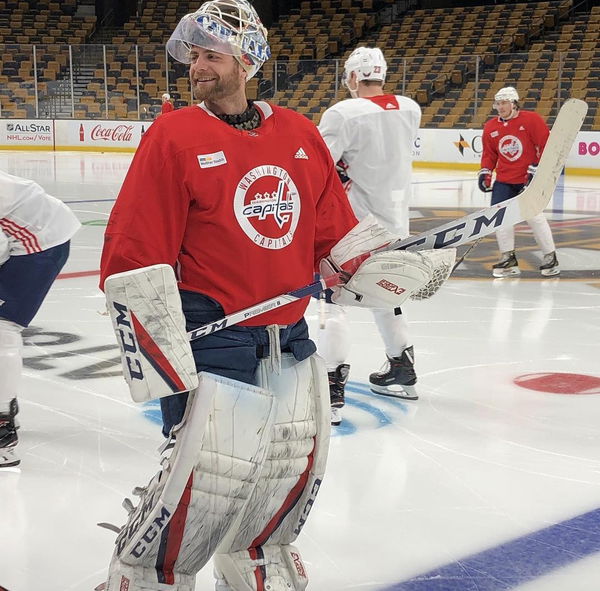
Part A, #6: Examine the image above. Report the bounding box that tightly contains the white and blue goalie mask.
[166,0,270,80]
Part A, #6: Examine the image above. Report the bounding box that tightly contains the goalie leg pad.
[104,264,199,402]
[105,372,277,589]
[214,544,308,591]
[213,353,330,591]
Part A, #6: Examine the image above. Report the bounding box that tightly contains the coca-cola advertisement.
[54,120,152,151]
[90,123,134,142]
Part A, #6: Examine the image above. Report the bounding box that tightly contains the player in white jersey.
[0,170,81,467]
[318,46,422,425]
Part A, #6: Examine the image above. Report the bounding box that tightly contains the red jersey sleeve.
[481,120,499,171]
[99,120,190,289]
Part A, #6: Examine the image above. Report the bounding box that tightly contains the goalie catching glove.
[320,215,456,308]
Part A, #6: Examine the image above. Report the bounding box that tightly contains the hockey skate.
[540,251,560,277]
[0,399,19,468]
[492,250,520,278]
[369,347,418,400]
[328,364,349,426]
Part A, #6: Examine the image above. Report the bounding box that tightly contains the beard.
[192,65,244,102]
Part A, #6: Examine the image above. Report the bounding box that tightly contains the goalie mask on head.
[343,47,387,96]
[166,0,270,80]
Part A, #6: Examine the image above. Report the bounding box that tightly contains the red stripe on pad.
[251,439,316,548]
[161,473,194,584]
[249,547,265,591]
[130,311,187,392]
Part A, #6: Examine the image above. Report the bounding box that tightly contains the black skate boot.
[492,250,520,278]
[328,364,350,426]
[540,251,560,276]
[0,398,20,468]
[369,346,418,400]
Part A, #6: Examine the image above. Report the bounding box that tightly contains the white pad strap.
[104,264,198,402]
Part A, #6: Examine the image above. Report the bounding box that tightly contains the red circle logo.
[514,373,600,395]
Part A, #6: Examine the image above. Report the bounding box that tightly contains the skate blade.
[370,384,418,400]
[0,449,20,468]
[541,267,560,277]
[492,268,521,278]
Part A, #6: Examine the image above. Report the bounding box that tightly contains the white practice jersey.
[318,94,421,237]
[0,170,80,264]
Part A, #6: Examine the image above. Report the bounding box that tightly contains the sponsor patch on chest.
[197,151,227,168]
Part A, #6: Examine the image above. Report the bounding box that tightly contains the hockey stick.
[187,98,587,342]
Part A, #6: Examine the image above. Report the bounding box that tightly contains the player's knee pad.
[214,354,330,590]
[104,371,277,589]
[0,319,23,399]
[213,544,308,591]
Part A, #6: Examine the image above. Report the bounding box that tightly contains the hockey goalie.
[96,1,455,590]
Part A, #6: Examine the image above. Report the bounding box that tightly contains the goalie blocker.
[104,265,198,402]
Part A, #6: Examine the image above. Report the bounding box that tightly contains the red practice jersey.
[480,110,549,184]
[100,101,357,326]
[161,101,174,115]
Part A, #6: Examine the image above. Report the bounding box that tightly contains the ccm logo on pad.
[376,279,406,295]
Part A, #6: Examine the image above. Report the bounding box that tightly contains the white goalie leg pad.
[104,264,198,402]
[104,372,277,590]
[213,353,331,591]
[213,544,309,591]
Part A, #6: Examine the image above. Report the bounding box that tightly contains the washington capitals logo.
[234,165,301,250]
[243,180,293,228]
[498,135,523,161]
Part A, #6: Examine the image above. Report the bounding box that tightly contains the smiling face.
[188,46,246,104]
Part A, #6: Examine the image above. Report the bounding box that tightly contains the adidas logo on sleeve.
[294,147,309,159]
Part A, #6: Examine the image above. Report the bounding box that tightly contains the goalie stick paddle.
[187,98,587,342]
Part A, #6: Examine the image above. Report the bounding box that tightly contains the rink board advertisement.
[54,120,151,151]
[0,119,54,148]
[0,118,598,171]
[412,128,600,172]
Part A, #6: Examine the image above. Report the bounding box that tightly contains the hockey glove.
[322,249,456,309]
[477,168,493,193]
[526,163,538,186]
[320,213,397,284]
[336,159,350,184]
